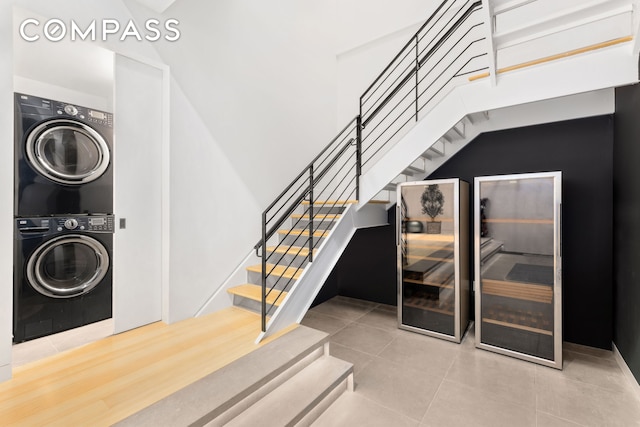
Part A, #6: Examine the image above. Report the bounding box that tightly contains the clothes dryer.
[14,93,113,216]
[13,215,114,343]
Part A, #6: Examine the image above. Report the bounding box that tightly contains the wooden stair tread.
[266,246,315,257]
[290,213,341,220]
[277,229,331,238]
[247,264,303,280]
[228,284,287,306]
[482,279,553,304]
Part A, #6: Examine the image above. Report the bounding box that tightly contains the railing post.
[309,166,314,262]
[261,211,267,332]
[415,34,419,122]
[356,115,362,200]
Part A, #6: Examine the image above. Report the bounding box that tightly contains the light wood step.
[247,264,303,280]
[227,284,288,306]
[290,213,341,220]
[277,229,331,238]
[266,246,315,257]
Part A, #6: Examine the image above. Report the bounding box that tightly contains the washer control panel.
[16,215,115,234]
[15,93,113,128]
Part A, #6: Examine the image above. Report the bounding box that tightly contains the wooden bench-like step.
[290,213,341,220]
[277,229,331,238]
[247,264,303,280]
[266,246,315,257]
[228,284,287,306]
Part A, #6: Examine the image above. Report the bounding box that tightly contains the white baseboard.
[0,363,11,383]
[613,343,640,401]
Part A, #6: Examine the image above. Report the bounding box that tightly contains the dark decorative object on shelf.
[406,220,423,233]
[421,184,444,234]
[480,197,489,237]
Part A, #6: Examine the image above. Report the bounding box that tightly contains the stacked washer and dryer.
[13,93,114,343]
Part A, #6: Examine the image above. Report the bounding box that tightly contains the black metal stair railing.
[255,0,487,332]
[360,0,486,172]
[254,118,359,331]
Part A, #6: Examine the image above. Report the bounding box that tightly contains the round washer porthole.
[25,119,110,185]
[26,234,110,298]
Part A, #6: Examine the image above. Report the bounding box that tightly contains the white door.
[112,55,164,333]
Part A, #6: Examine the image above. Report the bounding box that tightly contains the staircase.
[226,203,350,315]
[199,0,639,344]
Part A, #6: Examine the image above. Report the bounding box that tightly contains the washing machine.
[13,214,114,343]
[14,92,113,216]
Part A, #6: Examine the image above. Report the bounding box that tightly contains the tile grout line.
[419,337,460,424]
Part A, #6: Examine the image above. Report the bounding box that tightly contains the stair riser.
[248,270,299,291]
[266,251,310,269]
[294,219,337,231]
[232,294,267,314]
[219,354,353,427]
[278,233,327,248]
[205,346,327,427]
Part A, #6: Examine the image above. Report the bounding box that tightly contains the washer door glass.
[26,119,110,185]
[26,235,110,298]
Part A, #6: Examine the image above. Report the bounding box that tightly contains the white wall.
[0,2,14,383]
[129,0,339,207]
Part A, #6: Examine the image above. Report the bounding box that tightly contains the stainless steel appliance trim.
[26,234,110,298]
[25,119,110,185]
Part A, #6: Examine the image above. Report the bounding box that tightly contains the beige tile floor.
[11,318,114,367]
[303,296,640,427]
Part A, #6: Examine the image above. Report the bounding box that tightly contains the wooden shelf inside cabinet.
[482,218,553,225]
[482,279,552,304]
[482,305,553,336]
[403,278,453,288]
[404,294,454,316]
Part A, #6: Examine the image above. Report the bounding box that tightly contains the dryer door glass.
[26,119,110,185]
[26,235,110,298]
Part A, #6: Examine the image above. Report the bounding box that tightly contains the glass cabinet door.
[475,172,562,369]
[398,179,469,343]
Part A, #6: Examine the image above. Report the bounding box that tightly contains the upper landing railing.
[254,0,488,332]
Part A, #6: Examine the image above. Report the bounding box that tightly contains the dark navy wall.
[320,115,615,350]
[613,84,640,382]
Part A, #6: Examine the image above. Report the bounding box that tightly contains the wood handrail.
[468,35,633,81]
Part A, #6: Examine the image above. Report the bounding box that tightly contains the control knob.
[64,218,79,230]
[64,104,78,116]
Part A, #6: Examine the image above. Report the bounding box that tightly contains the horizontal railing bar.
[363,36,485,167]
[363,0,470,112]
[361,85,415,155]
[261,116,358,216]
[361,53,418,118]
[361,41,420,111]
[264,175,310,226]
[362,2,482,128]
[416,0,475,58]
[361,0,454,102]
[416,49,488,116]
